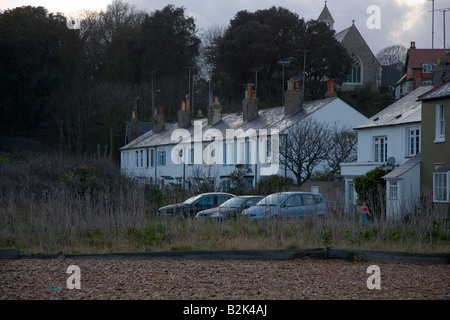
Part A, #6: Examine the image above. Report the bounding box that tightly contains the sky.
[0,0,449,55]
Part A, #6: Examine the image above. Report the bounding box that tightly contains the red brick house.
[394,41,445,99]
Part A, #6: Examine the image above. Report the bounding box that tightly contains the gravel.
[0,258,448,300]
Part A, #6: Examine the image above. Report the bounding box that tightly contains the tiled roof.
[120,98,340,150]
[407,48,445,69]
[383,154,421,179]
[356,85,433,129]
[417,80,450,101]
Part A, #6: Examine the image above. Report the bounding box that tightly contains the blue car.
[241,192,329,220]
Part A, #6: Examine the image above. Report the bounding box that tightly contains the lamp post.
[278,59,291,105]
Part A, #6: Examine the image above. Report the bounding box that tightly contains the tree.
[215,7,352,106]
[79,0,146,82]
[325,125,358,181]
[353,166,393,218]
[301,19,353,100]
[0,6,82,132]
[279,118,333,185]
[376,44,407,67]
[140,5,200,78]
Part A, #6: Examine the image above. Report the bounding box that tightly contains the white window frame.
[373,136,388,163]
[388,181,399,199]
[407,126,421,157]
[433,172,449,203]
[435,104,445,143]
[158,151,166,167]
[422,63,432,74]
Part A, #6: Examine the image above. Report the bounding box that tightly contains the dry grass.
[0,152,448,254]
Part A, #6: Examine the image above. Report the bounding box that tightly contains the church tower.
[318,1,335,30]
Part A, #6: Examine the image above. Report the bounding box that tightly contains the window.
[150,149,155,168]
[227,141,234,165]
[373,136,388,163]
[284,195,303,207]
[158,151,166,167]
[146,150,149,168]
[346,54,362,84]
[136,151,139,167]
[433,172,449,202]
[435,104,445,142]
[203,145,213,166]
[245,137,251,165]
[140,150,144,167]
[422,63,432,74]
[223,141,227,165]
[388,181,398,199]
[189,148,194,165]
[407,127,421,156]
[264,136,272,163]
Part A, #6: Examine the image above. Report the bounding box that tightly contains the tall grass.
[0,152,448,254]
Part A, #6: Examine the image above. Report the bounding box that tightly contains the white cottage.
[341,85,433,219]
[121,80,367,191]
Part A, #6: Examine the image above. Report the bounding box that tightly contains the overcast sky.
[0,0,449,55]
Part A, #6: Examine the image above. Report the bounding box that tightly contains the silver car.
[195,196,264,220]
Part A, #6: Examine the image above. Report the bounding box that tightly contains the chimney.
[410,41,416,49]
[325,79,337,98]
[178,100,192,129]
[131,111,138,141]
[242,83,258,121]
[208,97,222,125]
[284,77,302,115]
[152,106,165,133]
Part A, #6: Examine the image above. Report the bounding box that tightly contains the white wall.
[121,98,368,190]
[356,123,421,165]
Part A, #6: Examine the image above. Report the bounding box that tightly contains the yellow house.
[418,80,450,206]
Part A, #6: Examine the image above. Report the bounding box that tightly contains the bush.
[255,175,294,196]
[353,165,392,218]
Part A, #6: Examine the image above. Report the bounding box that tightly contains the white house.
[340,85,433,219]
[121,80,367,191]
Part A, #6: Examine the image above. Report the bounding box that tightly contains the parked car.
[195,195,264,220]
[241,192,329,220]
[157,192,235,218]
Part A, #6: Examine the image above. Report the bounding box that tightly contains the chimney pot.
[325,79,337,98]
[410,41,416,49]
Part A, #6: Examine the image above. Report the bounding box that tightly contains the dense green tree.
[0,6,82,132]
[214,6,352,107]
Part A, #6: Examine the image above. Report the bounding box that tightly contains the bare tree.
[280,118,333,185]
[189,165,219,194]
[376,44,407,67]
[326,125,358,181]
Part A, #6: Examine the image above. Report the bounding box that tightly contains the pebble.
[0,259,448,300]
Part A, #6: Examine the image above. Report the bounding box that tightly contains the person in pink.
[359,202,371,226]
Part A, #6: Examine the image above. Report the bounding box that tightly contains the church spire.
[318,1,335,30]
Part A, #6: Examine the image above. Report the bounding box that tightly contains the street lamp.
[278,59,291,105]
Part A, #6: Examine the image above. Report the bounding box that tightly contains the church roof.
[318,3,335,24]
[335,26,350,43]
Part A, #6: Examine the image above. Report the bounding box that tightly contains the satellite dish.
[387,157,396,167]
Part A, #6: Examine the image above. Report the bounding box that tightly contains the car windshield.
[219,197,246,208]
[256,194,286,206]
[184,194,202,205]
